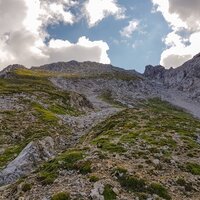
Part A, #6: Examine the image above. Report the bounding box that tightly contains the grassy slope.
[10,98,200,200]
[0,69,82,168]
[1,67,200,199]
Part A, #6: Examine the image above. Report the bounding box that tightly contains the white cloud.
[120,19,139,38]
[152,0,200,68]
[0,0,111,70]
[84,0,125,27]
[46,36,110,64]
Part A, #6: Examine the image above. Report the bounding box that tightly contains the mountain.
[0,56,200,200]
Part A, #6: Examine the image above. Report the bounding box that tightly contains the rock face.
[0,137,55,186]
[144,65,166,80]
[144,53,200,101]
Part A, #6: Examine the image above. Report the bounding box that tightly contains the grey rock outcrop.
[90,181,105,200]
[0,136,55,186]
[144,52,200,101]
[0,64,25,78]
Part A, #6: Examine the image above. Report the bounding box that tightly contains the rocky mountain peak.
[144,64,166,80]
[0,64,26,77]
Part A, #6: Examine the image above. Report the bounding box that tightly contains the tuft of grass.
[89,175,100,182]
[38,150,84,185]
[186,162,200,175]
[118,175,146,193]
[51,192,71,200]
[21,182,32,192]
[113,168,171,200]
[32,103,58,122]
[74,160,92,175]
[148,183,171,200]
[93,138,126,153]
[103,184,117,200]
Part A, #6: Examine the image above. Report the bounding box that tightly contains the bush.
[51,192,70,200]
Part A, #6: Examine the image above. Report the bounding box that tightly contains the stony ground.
[0,65,200,200]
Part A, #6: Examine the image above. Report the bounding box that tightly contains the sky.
[0,0,200,72]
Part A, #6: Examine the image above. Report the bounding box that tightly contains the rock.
[90,181,105,200]
[113,187,119,195]
[144,65,165,80]
[152,159,160,165]
[0,136,55,186]
[196,134,200,144]
[0,148,5,155]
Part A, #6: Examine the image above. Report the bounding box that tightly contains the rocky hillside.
[0,58,200,200]
[144,53,200,101]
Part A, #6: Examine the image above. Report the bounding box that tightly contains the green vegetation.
[103,184,117,200]
[89,175,100,182]
[32,102,58,122]
[116,174,146,193]
[148,183,171,200]
[38,150,84,185]
[0,68,85,168]
[93,138,126,153]
[21,182,32,192]
[83,98,200,162]
[113,168,171,200]
[186,162,200,175]
[51,192,71,200]
[74,160,92,175]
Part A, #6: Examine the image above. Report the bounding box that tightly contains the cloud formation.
[152,0,200,68]
[84,0,125,27]
[0,0,111,70]
[120,19,139,38]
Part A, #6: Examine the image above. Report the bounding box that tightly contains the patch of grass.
[38,150,84,185]
[186,162,200,175]
[148,183,171,200]
[21,182,32,192]
[176,178,187,186]
[0,145,23,169]
[74,160,92,175]
[38,171,58,185]
[89,175,100,182]
[93,138,126,153]
[117,175,146,193]
[51,192,71,200]
[103,184,117,200]
[113,168,171,200]
[32,103,58,122]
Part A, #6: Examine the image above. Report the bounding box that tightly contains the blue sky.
[0,0,199,72]
[47,0,170,72]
